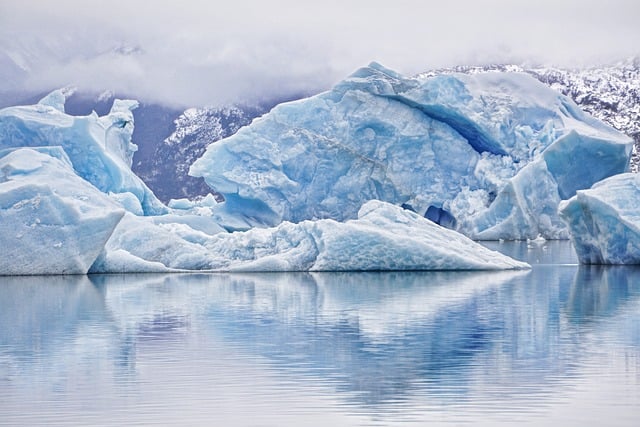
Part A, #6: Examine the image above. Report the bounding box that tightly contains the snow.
[0,90,167,215]
[190,63,632,238]
[91,200,529,273]
[559,173,640,264]
[0,148,125,275]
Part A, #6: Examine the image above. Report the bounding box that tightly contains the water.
[1,241,639,426]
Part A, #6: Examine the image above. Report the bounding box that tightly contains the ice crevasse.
[190,63,633,239]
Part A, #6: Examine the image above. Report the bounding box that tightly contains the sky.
[0,0,638,107]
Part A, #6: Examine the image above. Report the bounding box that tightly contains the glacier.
[0,148,125,275]
[0,90,167,216]
[190,63,632,238]
[559,173,640,264]
[91,200,529,272]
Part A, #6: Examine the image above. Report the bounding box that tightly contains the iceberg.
[0,90,167,215]
[559,173,640,264]
[91,200,529,273]
[0,148,125,275]
[1,90,528,275]
[461,129,633,240]
[190,63,632,238]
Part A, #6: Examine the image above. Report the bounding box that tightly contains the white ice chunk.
[559,173,640,264]
[92,200,529,273]
[0,148,125,275]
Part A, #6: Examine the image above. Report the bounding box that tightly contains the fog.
[1,0,638,107]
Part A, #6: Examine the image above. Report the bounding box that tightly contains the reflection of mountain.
[1,263,639,417]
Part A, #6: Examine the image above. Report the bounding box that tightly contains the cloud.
[1,0,638,107]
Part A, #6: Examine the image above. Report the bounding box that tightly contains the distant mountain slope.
[139,105,264,202]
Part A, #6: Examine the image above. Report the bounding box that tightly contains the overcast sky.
[1,0,638,107]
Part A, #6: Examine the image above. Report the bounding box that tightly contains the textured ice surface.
[462,130,632,239]
[0,90,166,215]
[559,173,640,264]
[91,200,529,273]
[191,63,632,238]
[0,148,125,275]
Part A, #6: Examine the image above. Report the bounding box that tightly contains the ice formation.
[559,173,640,264]
[0,90,166,215]
[0,148,125,275]
[4,63,630,274]
[91,200,529,273]
[190,63,632,238]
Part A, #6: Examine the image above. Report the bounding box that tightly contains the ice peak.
[37,89,67,113]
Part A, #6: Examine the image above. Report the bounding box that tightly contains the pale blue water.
[1,241,639,426]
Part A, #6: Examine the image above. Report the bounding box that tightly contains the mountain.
[137,104,266,202]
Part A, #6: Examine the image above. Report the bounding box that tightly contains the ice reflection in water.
[0,242,639,426]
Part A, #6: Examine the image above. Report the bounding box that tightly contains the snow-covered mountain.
[137,105,265,202]
[418,57,640,170]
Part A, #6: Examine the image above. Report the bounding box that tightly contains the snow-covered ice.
[559,173,640,264]
[91,200,529,273]
[0,148,125,275]
[190,63,632,238]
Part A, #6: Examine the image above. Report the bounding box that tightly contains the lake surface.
[1,241,639,426]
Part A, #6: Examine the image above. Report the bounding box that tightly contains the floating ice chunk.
[0,91,166,215]
[559,173,640,264]
[462,130,632,240]
[0,148,125,275]
[191,63,631,237]
[90,213,224,273]
[93,200,529,273]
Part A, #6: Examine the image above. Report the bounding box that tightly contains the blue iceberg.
[0,91,530,275]
[559,173,640,264]
[0,90,167,215]
[190,63,632,238]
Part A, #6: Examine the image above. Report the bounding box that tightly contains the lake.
[1,241,639,426]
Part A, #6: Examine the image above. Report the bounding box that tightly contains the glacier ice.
[559,173,640,264]
[461,129,632,240]
[1,89,530,275]
[0,148,125,275]
[4,62,631,275]
[0,90,167,215]
[190,63,632,238]
[91,200,529,273]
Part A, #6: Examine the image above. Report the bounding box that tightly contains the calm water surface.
[1,241,639,426]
